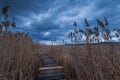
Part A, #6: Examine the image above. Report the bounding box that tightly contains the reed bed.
[46,18,120,80]
[0,32,42,80]
[0,5,42,80]
[47,44,120,80]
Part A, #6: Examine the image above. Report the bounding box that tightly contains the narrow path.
[37,54,66,80]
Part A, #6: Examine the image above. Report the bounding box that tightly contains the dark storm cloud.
[30,30,63,41]
[0,0,54,15]
[31,19,60,32]
[0,0,120,44]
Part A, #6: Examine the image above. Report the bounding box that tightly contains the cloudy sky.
[0,0,120,44]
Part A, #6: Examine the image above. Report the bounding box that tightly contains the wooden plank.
[39,66,63,70]
[37,54,66,80]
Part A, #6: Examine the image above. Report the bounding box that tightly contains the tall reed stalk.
[0,5,42,80]
[46,18,120,80]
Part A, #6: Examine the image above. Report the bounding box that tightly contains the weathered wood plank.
[39,66,63,70]
[37,53,66,80]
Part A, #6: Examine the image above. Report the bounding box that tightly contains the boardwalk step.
[43,64,58,67]
[43,61,58,65]
[37,76,65,80]
[37,54,65,80]
[39,73,64,77]
[40,69,63,75]
[39,66,63,70]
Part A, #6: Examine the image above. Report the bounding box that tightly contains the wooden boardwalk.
[37,54,66,80]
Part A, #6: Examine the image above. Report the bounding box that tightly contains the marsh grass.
[46,18,120,80]
[47,44,120,80]
[0,34,41,80]
[0,5,42,80]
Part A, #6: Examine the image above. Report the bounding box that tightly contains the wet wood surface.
[37,54,66,80]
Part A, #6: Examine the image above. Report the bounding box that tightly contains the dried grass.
[0,5,42,80]
[47,44,120,80]
[0,34,42,80]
